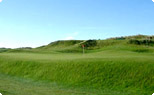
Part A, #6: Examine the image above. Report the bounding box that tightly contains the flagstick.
[83,46,84,54]
[82,45,85,55]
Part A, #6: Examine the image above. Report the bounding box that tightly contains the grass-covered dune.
[0,35,154,95]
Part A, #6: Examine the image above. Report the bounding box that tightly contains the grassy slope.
[0,36,154,95]
[0,73,138,95]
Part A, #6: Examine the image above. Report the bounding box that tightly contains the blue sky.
[0,0,154,48]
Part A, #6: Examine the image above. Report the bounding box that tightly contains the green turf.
[0,36,154,95]
[1,73,144,95]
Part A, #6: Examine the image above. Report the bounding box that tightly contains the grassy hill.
[36,34,154,53]
[0,35,154,95]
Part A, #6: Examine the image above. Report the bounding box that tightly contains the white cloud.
[0,0,2,2]
[63,32,79,40]
[64,36,74,40]
[153,0,154,2]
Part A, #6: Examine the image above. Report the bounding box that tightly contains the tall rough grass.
[0,52,153,93]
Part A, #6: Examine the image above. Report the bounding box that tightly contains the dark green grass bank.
[0,73,141,95]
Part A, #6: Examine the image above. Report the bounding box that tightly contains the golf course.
[0,35,153,95]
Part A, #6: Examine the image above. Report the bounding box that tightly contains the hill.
[34,35,154,54]
[4,34,154,54]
